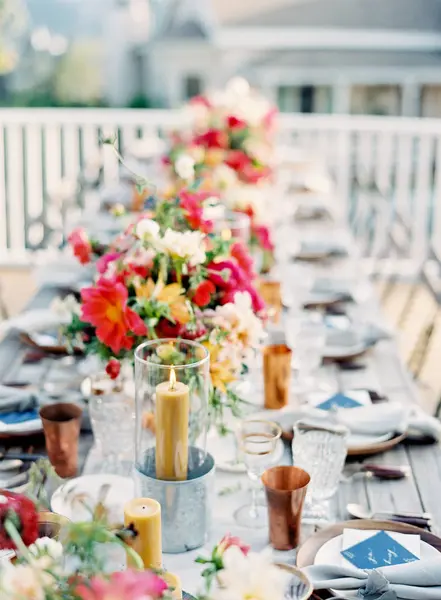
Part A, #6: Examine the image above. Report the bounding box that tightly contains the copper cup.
[39,403,82,478]
[258,280,282,323]
[262,465,310,550]
[263,344,292,409]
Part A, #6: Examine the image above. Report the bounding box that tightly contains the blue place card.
[316,393,363,411]
[341,530,420,570]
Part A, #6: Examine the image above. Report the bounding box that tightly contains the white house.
[105,0,441,116]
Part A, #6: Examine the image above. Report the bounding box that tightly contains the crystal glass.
[212,210,251,244]
[291,321,326,394]
[234,419,282,528]
[134,339,210,482]
[89,371,135,475]
[292,421,349,524]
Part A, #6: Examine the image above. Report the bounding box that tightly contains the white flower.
[226,77,250,98]
[213,547,291,600]
[243,138,271,164]
[29,537,63,562]
[1,564,45,600]
[135,218,160,240]
[174,154,195,181]
[224,185,266,223]
[159,229,206,266]
[212,164,238,190]
[212,291,264,350]
[50,294,80,323]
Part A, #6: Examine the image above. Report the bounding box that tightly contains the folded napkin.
[0,385,40,431]
[0,309,63,337]
[304,557,441,599]
[297,401,441,442]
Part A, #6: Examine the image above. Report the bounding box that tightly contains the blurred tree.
[53,42,104,105]
[0,0,28,74]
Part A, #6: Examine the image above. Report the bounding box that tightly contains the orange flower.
[81,278,147,354]
[203,341,237,393]
[135,278,191,325]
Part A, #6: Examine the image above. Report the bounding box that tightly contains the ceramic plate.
[51,474,134,526]
[0,418,43,439]
[206,429,285,473]
[324,341,368,360]
[312,529,440,597]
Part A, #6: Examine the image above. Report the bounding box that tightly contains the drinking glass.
[89,372,136,475]
[234,419,282,528]
[292,420,348,524]
[291,321,326,393]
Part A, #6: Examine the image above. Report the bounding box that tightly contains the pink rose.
[217,534,250,557]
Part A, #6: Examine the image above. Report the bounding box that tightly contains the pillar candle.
[162,572,183,600]
[155,368,189,480]
[124,498,162,569]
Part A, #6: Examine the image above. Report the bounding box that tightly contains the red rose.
[227,115,247,130]
[156,318,184,338]
[225,150,251,173]
[0,491,39,550]
[181,322,207,341]
[105,358,121,380]
[230,241,256,280]
[194,129,228,149]
[192,280,216,307]
[68,228,92,265]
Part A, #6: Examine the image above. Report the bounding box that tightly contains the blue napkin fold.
[317,393,363,411]
[0,409,40,425]
[341,531,419,570]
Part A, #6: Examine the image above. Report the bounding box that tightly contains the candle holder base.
[134,446,215,553]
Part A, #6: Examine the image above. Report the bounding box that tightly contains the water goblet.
[292,420,348,524]
[234,419,282,528]
[291,321,326,394]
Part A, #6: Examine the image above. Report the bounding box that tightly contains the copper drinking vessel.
[258,280,282,323]
[262,465,310,550]
[263,344,292,409]
[39,403,82,478]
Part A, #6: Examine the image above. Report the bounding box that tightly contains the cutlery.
[344,464,410,480]
[347,503,432,528]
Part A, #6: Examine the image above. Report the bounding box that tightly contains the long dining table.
[1,201,441,597]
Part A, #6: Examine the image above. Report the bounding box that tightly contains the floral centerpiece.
[0,490,171,600]
[65,189,265,425]
[163,79,277,272]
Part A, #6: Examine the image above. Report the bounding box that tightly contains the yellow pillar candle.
[162,572,183,600]
[155,368,189,481]
[124,498,162,569]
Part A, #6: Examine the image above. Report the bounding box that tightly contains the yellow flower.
[204,341,237,393]
[135,278,191,325]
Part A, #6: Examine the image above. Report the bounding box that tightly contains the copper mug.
[40,403,82,478]
[258,280,282,323]
[263,344,292,409]
[262,465,310,550]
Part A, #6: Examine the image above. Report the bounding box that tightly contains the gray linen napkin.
[304,557,441,599]
[0,385,38,414]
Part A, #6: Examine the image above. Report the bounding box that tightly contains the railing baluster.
[412,134,433,263]
[0,126,6,256]
[63,124,80,184]
[395,133,413,227]
[431,136,441,259]
[5,125,25,255]
[24,124,44,249]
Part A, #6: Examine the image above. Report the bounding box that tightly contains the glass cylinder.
[212,210,251,244]
[134,339,210,482]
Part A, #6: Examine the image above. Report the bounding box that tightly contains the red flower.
[156,318,184,338]
[192,280,216,307]
[68,228,92,265]
[181,322,207,341]
[225,150,251,174]
[96,252,121,275]
[227,115,247,130]
[194,129,228,149]
[179,190,214,233]
[105,358,121,380]
[81,278,147,355]
[230,241,256,280]
[253,224,275,251]
[217,533,250,557]
[207,260,244,290]
[76,569,168,600]
[0,491,38,550]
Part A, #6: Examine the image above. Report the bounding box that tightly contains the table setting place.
[2,85,441,600]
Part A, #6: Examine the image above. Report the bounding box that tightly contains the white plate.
[206,430,285,473]
[324,342,368,359]
[51,474,134,525]
[314,533,440,597]
[0,418,43,435]
[251,408,394,452]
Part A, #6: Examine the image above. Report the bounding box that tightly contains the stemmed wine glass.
[234,419,282,528]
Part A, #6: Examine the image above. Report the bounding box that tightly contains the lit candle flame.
[221,229,232,241]
[169,367,176,390]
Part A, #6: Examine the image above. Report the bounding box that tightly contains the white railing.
[0,108,440,269]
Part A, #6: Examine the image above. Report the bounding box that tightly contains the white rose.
[1,565,45,600]
[174,154,195,181]
[159,229,206,266]
[29,537,63,561]
[50,294,80,323]
[212,164,238,190]
[136,218,160,240]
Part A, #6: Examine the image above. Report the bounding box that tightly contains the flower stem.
[4,519,34,563]
[103,529,144,571]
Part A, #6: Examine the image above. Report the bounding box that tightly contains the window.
[183,76,202,100]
